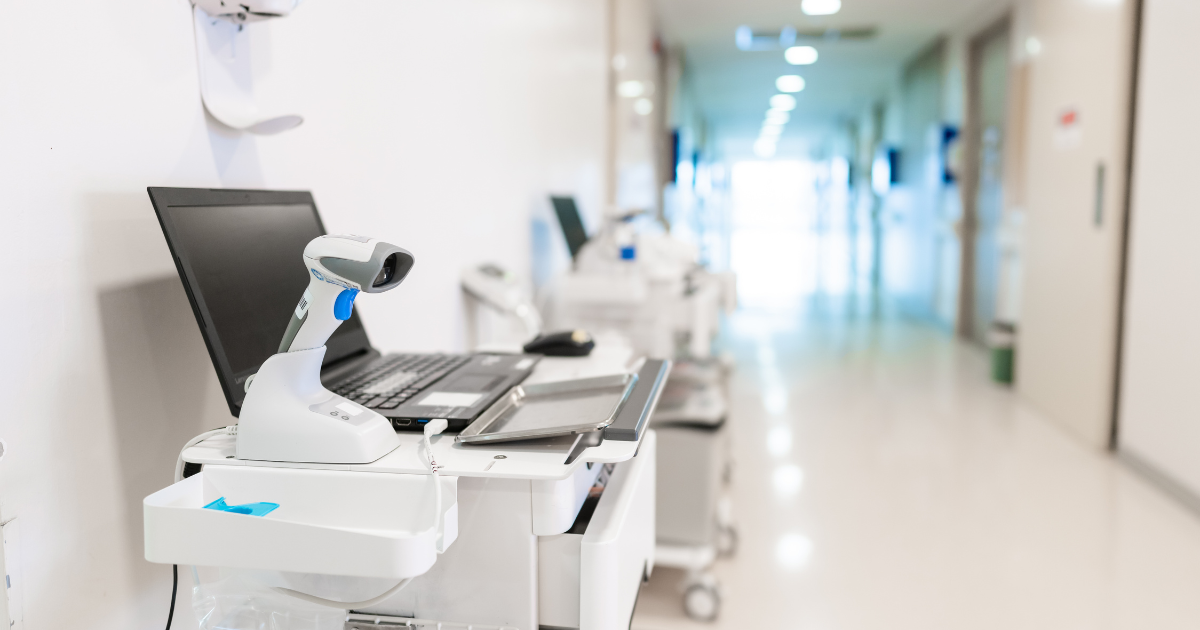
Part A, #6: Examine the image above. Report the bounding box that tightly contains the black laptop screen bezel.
[550,195,589,260]
[147,187,373,417]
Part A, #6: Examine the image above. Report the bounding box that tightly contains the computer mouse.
[523,329,595,357]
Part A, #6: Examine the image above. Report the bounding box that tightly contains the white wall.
[1118,0,1200,501]
[611,0,663,212]
[0,0,608,628]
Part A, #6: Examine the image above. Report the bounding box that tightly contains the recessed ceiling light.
[776,75,806,93]
[754,139,777,158]
[617,80,644,98]
[634,98,654,115]
[801,0,841,16]
[785,45,819,65]
[760,124,784,137]
[770,94,797,111]
[766,109,790,125]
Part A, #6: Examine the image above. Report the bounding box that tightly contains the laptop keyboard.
[332,354,471,410]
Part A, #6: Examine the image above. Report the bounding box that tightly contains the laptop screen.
[550,196,589,260]
[148,188,371,416]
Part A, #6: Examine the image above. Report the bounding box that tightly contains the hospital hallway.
[632,309,1200,629]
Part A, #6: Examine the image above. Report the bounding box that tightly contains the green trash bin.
[989,322,1016,384]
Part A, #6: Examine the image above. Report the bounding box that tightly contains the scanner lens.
[374,254,397,287]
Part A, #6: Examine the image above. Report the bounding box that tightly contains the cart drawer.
[538,431,656,630]
[144,465,457,579]
[533,462,605,536]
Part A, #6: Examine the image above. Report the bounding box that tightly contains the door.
[1015,0,1139,448]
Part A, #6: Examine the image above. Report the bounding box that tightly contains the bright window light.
[801,0,841,16]
[776,75,806,93]
[634,98,654,115]
[617,80,644,98]
[770,94,797,111]
[754,139,777,158]
[766,109,790,125]
[785,45,819,65]
[872,153,891,195]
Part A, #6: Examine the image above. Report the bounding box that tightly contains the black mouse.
[523,329,595,357]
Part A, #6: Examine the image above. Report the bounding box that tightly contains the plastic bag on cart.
[191,567,347,630]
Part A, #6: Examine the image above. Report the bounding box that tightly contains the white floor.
[631,311,1200,629]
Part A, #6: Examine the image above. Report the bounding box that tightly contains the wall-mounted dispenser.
[191,0,305,134]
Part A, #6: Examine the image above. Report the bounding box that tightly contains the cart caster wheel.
[716,524,738,557]
[683,583,721,621]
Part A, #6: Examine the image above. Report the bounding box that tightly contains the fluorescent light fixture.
[801,0,841,16]
[634,98,654,115]
[617,80,644,98]
[785,45,819,65]
[760,124,784,138]
[770,94,797,111]
[776,75,806,93]
[754,139,777,158]
[766,109,790,125]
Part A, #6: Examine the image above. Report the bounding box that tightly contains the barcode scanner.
[280,235,414,353]
[237,235,416,464]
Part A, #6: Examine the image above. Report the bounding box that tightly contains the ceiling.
[652,0,1000,149]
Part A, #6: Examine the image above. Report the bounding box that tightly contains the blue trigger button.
[334,289,359,321]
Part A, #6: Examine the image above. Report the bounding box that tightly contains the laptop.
[147,187,539,432]
[550,196,589,260]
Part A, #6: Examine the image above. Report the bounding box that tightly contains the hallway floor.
[631,311,1200,630]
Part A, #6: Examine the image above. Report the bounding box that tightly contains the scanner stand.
[237,346,401,464]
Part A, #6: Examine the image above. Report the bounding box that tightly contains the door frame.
[958,14,1013,343]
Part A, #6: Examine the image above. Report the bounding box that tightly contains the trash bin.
[989,322,1016,384]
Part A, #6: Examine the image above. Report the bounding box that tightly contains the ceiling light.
[617,80,644,98]
[766,109,790,125]
[760,124,784,138]
[770,94,797,111]
[754,139,777,158]
[634,98,654,115]
[785,45,819,65]
[801,0,841,16]
[776,75,806,93]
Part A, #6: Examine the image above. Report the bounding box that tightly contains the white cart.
[144,357,670,630]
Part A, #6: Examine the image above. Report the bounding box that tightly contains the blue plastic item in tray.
[203,497,279,517]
